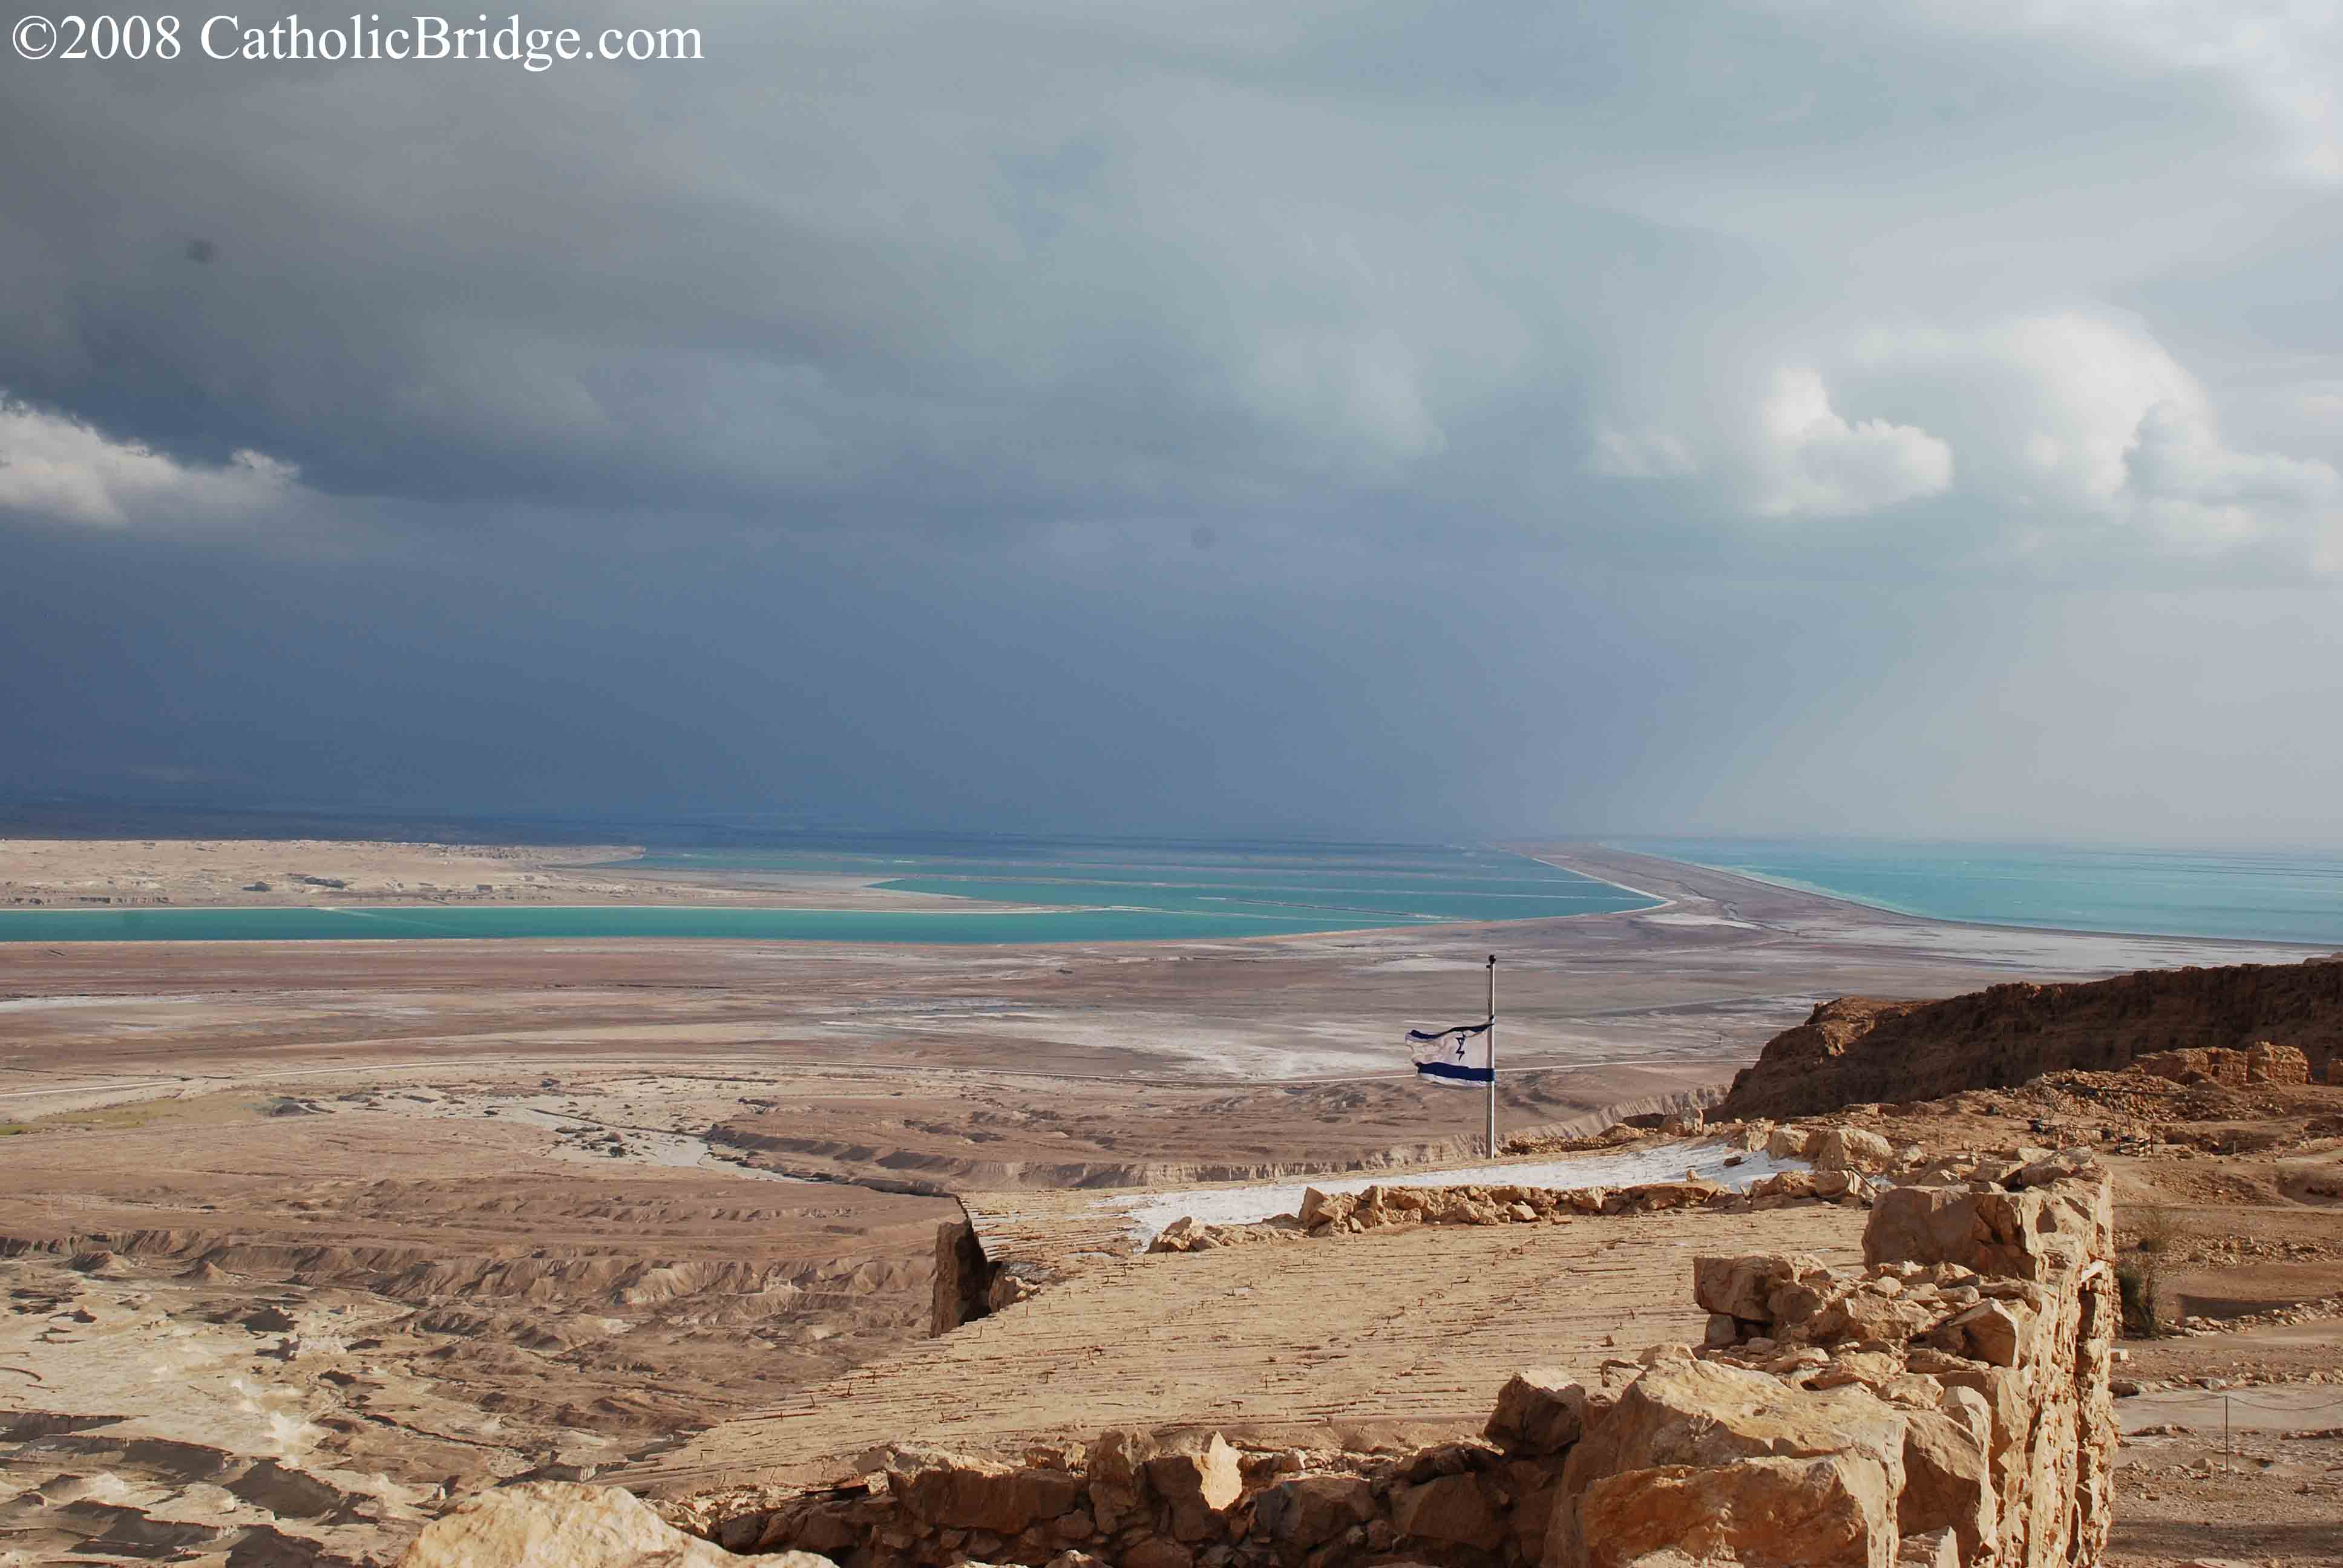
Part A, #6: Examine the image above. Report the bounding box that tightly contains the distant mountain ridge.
[1718,956,2343,1120]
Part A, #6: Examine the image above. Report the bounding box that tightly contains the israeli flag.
[1409,1020,1493,1086]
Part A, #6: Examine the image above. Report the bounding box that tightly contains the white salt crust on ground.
[1099,1140,1809,1242]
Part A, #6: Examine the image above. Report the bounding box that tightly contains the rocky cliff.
[1717,957,2343,1122]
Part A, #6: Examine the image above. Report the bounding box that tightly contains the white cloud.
[0,395,301,529]
[1751,367,1953,518]
[2123,398,2343,560]
[1846,313,2342,564]
[1592,311,2343,575]
[1846,314,2201,506]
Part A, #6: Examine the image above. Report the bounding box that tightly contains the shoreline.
[1537,843,2324,956]
[1563,840,2338,954]
[0,831,2326,958]
[1593,839,2343,947]
[0,835,1668,946]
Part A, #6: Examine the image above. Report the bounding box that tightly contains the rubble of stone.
[646,1165,2114,1568]
[1144,1174,1780,1253]
[1139,1132,2105,1256]
[1142,1172,1843,1252]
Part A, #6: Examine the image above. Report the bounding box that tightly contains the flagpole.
[1484,953,1497,1158]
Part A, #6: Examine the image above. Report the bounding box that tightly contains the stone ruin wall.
[932,1120,1941,1336]
[709,1161,2119,1568]
[2131,1039,2316,1088]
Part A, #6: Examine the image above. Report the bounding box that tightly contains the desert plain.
[2,838,2340,1565]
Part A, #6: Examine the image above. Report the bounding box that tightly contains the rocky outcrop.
[1719,958,2343,1120]
[691,1167,2115,1568]
[931,1206,994,1336]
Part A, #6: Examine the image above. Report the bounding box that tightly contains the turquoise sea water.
[1613,838,2343,946]
[0,836,1658,944]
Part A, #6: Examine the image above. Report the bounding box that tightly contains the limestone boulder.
[1298,1187,1348,1230]
[1806,1350,1903,1394]
[1694,1255,1823,1324]
[399,1481,837,1568]
[1928,1366,2027,1497]
[1575,1454,1896,1568]
[1392,1472,1507,1551]
[1815,1128,1895,1174]
[1251,1474,1374,1550]
[1084,1429,1149,1530]
[1749,1170,1821,1205]
[1141,1433,1240,1541]
[1812,1169,1870,1203]
[890,1457,1083,1534]
[1486,1370,1590,1454]
[1548,1359,1909,1568]
[1897,1408,1997,1561]
[1768,1125,1823,1161]
[1835,1290,1947,1347]
[1928,1301,2030,1368]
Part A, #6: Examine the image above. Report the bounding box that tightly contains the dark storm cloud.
[3,2,2341,840]
[0,1,2314,534]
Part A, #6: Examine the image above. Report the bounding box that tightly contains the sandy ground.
[2,839,2336,1563]
[2108,1315,2343,1568]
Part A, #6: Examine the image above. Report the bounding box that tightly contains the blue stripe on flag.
[1416,1060,1495,1083]
[1406,1021,1490,1042]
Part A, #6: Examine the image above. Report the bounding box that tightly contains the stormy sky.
[2,3,2339,842]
